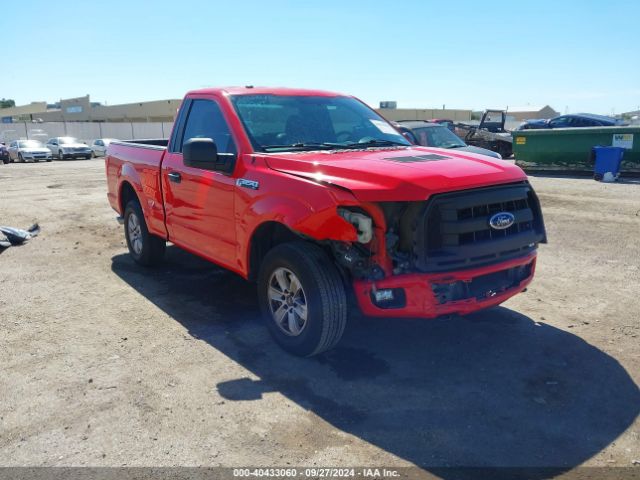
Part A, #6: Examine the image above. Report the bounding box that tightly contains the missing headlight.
[338,208,373,244]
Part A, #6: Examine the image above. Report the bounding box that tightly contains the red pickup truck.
[106,87,546,356]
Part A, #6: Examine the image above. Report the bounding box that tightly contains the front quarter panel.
[235,156,360,274]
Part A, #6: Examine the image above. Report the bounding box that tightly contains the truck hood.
[262,146,528,201]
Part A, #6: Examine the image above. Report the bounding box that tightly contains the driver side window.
[180,99,236,155]
[550,117,570,128]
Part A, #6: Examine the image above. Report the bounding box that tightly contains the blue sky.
[5,0,640,114]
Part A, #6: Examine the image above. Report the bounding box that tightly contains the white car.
[45,137,93,160]
[90,138,117,157]
[8,140,53,163]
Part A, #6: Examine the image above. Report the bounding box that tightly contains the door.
[46,139,58,153]
[548,116,571,129]
[8,141,17,160]
[161,97,238,268]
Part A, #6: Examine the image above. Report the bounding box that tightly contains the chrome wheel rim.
[127,212,143,255]
[268,267,308,336]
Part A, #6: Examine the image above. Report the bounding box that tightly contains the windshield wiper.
[262,139,407,152]
[330,139,408,149]
[262,142,335,152]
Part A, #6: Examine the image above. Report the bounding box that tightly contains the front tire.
[124,200,166,266]
[18,153,24,163]
[258,242,347,357]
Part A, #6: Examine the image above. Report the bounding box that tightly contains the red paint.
[106,87,540,319]
[354,253,537,318]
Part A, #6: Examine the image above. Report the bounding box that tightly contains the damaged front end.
[329,181,547,316]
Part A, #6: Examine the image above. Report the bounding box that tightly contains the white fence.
[0,121,174,144]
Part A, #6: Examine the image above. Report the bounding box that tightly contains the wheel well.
[119,182,138,214]
[248,222,301,281]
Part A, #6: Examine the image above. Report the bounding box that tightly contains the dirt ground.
[0,160,638,474]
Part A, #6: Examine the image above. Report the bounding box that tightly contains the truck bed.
[115,139,169,148]
[106,139,169,237]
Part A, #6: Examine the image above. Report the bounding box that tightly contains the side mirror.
[183,138,235,174]
[402,131,416,144]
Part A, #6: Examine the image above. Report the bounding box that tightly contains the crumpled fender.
[247,195,358,241]
[236,172,362,274]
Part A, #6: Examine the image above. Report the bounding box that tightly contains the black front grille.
[415,182,546,272]
[432,261,534,304]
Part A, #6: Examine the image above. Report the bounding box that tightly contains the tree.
[0,98,16,109]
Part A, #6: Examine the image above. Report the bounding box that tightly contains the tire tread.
[259,242,347,356]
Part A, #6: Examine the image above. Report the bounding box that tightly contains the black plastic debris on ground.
[0,223,40,252]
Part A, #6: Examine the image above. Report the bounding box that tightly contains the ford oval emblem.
[488,212,515,230]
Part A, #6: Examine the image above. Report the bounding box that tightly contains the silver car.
[90,138,117,157]
[45,137,93,160]
[8,140,53,163]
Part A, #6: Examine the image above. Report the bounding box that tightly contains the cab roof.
[186,86,346,98]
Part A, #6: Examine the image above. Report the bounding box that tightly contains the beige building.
[507,105,558,121]
[2,95,181,123]
[375,107,472,122]
[1,102,48,120]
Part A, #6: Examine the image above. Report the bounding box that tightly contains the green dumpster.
[513,126,640,174]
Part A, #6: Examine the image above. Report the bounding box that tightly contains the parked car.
[90,138,117,157]
[0,142,9,164]
[7,139,53,162]
[106,86,547,357]
[517,113,626,130]
[428,118,456,132]
[45,137,93,160]
[397,121,502,159]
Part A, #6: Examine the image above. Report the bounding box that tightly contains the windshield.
[59,137,80,144]
[231,95,410,152]
[411,126,466,149]
[18,140,44,148]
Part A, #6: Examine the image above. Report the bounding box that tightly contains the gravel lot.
[0,160,638,473]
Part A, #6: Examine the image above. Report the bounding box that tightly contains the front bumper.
[23,153,52,160]
[353,252,536,318]
[61,151,92,159]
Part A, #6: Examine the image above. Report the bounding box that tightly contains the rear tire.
[124,199,166,266]
[258,242,347,356]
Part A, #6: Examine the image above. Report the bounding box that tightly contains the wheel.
[91,151,96,158]
[58,150,64,160]
[499,144,512,158]
[18,153,24,163]
[46,158,52,162]
[258,242,347,356]
[123,200,166,266]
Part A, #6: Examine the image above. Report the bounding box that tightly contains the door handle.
[168,172,182,183]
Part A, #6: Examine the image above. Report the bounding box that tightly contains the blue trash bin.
[592,146,624,181]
